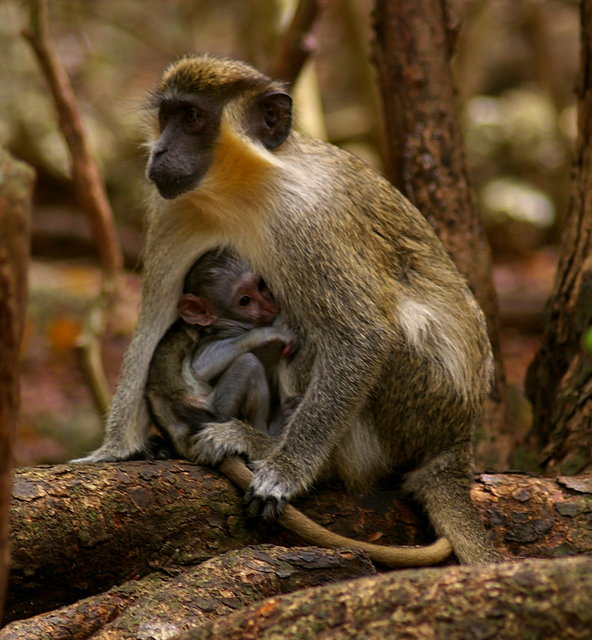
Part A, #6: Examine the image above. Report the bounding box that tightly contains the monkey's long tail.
[219,456,453,568]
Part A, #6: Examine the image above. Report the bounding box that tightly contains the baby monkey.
[146,248,452,567]
[146,248,295,461]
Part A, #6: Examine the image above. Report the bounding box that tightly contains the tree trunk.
[371,0,508,468]
[525,0,592,475]
[0,149,34,622]
[6,462,592,623]
[179,556,592,640]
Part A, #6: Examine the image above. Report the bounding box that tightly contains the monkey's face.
[147,94,222,200]
[225,273,279,326]
[146,56,293,201]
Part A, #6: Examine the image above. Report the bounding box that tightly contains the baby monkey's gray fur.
[146,248,292,460]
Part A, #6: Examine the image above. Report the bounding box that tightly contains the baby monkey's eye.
[239,295,252,307]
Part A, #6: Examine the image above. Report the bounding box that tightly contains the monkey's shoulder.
[154,320,200,350]
[283,134,441,236]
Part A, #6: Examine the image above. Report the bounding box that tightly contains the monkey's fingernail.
[244,491,261,519]
[261,497,286,520]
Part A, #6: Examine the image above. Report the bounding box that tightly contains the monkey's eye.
[239,295,252,307]
[182,107,205,132]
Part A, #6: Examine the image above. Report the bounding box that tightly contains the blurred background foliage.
[0,0,580,466]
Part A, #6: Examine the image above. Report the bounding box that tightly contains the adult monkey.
[75,55,502,565]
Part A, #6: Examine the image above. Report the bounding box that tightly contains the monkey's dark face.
[147,57,293,200]
[147,94,222,200]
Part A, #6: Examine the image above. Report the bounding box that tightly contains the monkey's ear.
[253,91,292,150]
[178,294,215,326]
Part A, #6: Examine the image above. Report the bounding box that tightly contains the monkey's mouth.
[147,170,198,200]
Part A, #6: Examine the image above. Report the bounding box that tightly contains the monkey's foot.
[244,490,286,520]
[190,420,249,466]
[144,434,180,460]
[244,455,307,520]
[69,445,134,464]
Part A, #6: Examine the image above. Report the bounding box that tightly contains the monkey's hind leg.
[146,390,214,463]
[211,353,271,433]
[404,444,503,565]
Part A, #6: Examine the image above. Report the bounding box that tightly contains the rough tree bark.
[178,556,592,640]
[6,462,592,624]
[525,0,592,475]
[1,546,375,640]
[371,0,508,468]
[4,461,439,622]
[0,149,34,621]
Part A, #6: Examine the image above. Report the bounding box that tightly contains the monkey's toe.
[244,491,286,520]
[144,434,180,460]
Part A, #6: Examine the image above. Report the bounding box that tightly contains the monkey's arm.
[71,225,219,463]
[192,325,293,382]
[71,318,171,463]
[219,456,453,568]
[246,333,385,517]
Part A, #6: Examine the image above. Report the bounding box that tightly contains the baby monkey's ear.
[178,294,215,326]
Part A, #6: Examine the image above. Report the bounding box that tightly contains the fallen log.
[1,545,375,640]
[175,556,592,640]
[6,462,592,622]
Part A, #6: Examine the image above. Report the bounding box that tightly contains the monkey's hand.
[273,324,298,357]
[189,420,251,466]
[260,325,297,355]
[244,454,306,520]
[251,323,297,357]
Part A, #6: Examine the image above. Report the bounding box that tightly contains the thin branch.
[22,0,124,415]
[269,0,326,85]
[76,304,111,416]
[22,0,123,282]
